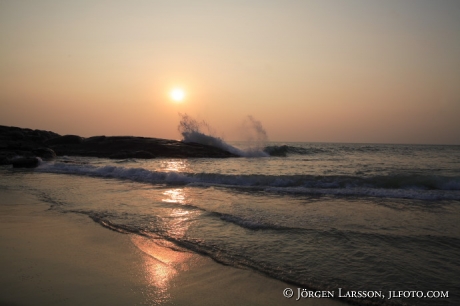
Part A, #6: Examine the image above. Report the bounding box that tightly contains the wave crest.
[178,114,268,157]
[36,162,460,200]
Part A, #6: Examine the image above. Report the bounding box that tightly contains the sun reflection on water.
[161,188,197,238]
[132,186,201,304]
[162,188,187,204]
[159,160,188,172]
[131,235,193,305]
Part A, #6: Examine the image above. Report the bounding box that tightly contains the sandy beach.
[0,188,345,306]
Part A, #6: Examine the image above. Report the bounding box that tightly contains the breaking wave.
[36,162,460,200]
[178,114,268,157]
[264,145,310,156]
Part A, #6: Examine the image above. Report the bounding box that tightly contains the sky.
[1,0,459,144]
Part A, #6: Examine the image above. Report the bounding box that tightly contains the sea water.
[1,142,459,306]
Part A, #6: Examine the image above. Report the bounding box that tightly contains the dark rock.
[109,151,129,159]
[33,148,56,160]
[1,126,60,145]
[32,129,60,141]
[85,136,106,143]
[44,135,83,145]
[7,141,35,151]
[8,131,25,140]
[11,157,40,168]
[1,125,238,159]
[0,126,62,165]
[0,153,12,165]
[109,150,154,159]
[50,136,238,158]
[132,151,155,159]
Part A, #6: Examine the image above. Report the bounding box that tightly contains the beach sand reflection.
[132,187,197,304]
[131,235,193,305]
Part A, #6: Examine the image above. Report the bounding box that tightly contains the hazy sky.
[1,0,459,144]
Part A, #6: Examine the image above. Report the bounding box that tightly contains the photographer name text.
[282,288,449,301]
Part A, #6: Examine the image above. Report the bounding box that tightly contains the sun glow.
[170,88,185,102]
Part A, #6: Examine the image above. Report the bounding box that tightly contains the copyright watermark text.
[283,288,449,301]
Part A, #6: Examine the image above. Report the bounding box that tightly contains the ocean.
[1,141,459,306]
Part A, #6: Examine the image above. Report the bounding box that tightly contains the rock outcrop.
[11,157,41,168]
[0,126,59,166]
[0,125,238,167]
[48,135,237,158]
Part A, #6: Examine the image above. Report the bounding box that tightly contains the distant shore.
[0,125,237,167]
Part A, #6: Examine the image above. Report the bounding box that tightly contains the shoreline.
[0,188,345,306]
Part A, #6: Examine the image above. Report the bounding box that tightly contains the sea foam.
[178,114,268,157]
[36,162,460,200]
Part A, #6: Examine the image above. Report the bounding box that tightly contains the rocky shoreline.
[0,125,238,167]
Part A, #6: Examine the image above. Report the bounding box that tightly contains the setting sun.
[170,88,185,102]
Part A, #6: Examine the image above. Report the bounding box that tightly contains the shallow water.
[1,142,459,305]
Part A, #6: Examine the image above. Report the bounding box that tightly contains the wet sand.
[0,189,345,306]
